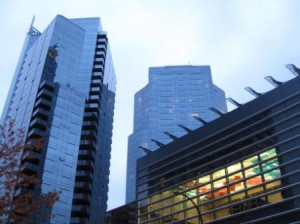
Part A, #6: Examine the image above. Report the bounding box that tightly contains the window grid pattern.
[138,148,282,223]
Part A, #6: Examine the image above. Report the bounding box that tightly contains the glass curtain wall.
[138,148,282,223]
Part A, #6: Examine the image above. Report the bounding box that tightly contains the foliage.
[0,119,59,224]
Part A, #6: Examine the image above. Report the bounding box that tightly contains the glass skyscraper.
[0,15,116,224]
[126,65,227,203]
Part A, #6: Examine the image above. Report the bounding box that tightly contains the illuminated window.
[260,148,276,161]
[268,192,283,203]
[198,175,210,184]
[227,162,241,174]
[245,165,262,187]
[228,172,244,193]
[243,155,259,168]
[264,169,280,181]
[198,183,212,200]
[262,158,279,172]
[213,178,227,198]
[139,148,283,223]
[213,169,225,180]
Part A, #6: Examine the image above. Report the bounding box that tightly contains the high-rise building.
[126,66,227,203]
[0,15,116,224]
[136,68,300,224]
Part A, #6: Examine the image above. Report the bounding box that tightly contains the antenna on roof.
[30,15,35,28]
[28,15,41,36]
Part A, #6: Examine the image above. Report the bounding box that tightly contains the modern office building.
[0,15,116,224]
[126,66,227,203]
[136,70,300,223]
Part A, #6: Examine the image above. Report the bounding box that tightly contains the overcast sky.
[1,0,300,210]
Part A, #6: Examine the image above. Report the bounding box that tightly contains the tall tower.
[126,65,227,203]
[0,15,116,224]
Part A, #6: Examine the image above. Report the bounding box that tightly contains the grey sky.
[0,0,300,210]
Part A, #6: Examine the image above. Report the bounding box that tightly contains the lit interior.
[139,148,283,223]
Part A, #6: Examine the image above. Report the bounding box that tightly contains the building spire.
[28,15,41,36]
[30,15,35,29]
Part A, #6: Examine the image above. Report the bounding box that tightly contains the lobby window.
[139,148,283,223]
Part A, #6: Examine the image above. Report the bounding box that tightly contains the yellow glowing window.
[264,169,280,181]
[246,176,263,187]
[227,162,241,174]
[228,172,243,193]
[260,148,276,161]
[213,178,226,188]
[213,178,228,198]
[245,165,261,178]
[198,175,210,184]
[213,169,225,180]
[185,180,197,188]
[262,158,279,172]
[243,155,259,168]
[197,183,212,200]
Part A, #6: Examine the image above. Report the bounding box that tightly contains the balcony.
[77,160,94,171]
[87,99,100,106]
[36,88,53,101]
[94,57,104,63]
[81,129,97,136]
[73,193,91,203]
[81,130,97,141]
[32,108,49,120]
[90,83,102,89]
[71,205,89,218]
[93,64,104,70]
[82,120,98,130]
[96,44,106,49]
[14,188,32,197]
[70,217,89,224]
[84,104,99,113]
[22,150,41,164]
[90,86,101,93]
[28,128,44,138]
[91,76,103,84]
[80,139,97,149]
[76,170,93,178]
[84,112,99,121]
[76,170,93,183]
[20,162,37,175]
[92,68,103,73]
[95,51,105,57]
[75,181,92,190]
[30,118,48,130]
[89,92,101,99]
[97,34,107,39]
[39,80,55,91]
[34,98,51,110]
[96,38,107,43]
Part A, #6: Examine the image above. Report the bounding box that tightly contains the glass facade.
[126,66,227,203]
[0,15,116,224]
[139,148,282,223]
[136,74,300,223]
